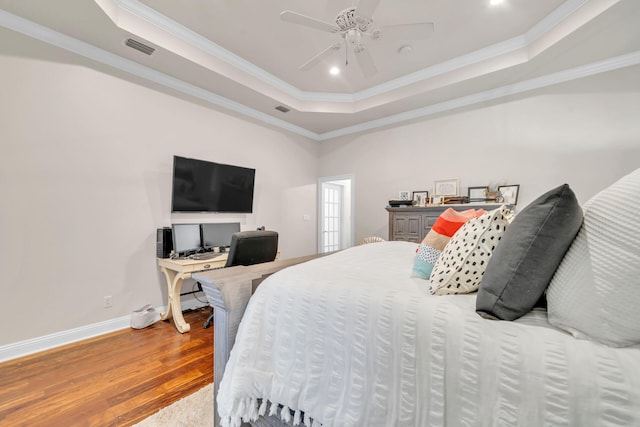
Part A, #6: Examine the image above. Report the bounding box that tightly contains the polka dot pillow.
[429,206,510,295]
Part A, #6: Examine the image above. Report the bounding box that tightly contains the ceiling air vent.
[275,105,290,113]
[124,38,156,56]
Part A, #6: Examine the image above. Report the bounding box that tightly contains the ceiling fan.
[280,0,434,78]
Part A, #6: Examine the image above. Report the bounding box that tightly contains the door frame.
[317,174,355,253]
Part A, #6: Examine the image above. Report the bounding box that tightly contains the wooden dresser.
[386,204,502,242]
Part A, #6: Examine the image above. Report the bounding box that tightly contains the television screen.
[171,156,255,213]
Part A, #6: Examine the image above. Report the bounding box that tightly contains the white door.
[318,175,354,253]
[322,183,342,253]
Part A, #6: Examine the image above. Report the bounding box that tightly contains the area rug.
[133,383,214,427]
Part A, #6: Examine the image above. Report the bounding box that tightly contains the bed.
[197,168,640,427]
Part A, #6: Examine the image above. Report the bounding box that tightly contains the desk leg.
[159,267,191,333]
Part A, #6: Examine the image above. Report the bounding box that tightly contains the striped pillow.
[411,208,486,280]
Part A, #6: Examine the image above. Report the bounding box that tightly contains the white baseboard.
[0,297,209,363]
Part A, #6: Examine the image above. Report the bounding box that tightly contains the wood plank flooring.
[0,307,214,427]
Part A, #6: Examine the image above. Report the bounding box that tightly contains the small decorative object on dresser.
[443,196,469,204]
[399,190,411,201]
[468,186,489,202]
[412,191,429,207]
[434,178,459,196]
[498,184,520,205]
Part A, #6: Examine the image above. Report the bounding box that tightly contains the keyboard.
[189,252,223,261]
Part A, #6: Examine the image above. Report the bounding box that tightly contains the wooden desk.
[157,254,228,333]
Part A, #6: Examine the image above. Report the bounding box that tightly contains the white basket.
[131,304,160,329]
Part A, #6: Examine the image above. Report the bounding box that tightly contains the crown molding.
[0,8,318,140]
[100,0,310,99]
[0,5,636,142]
[97,0,614,107]
[319,50,640,141]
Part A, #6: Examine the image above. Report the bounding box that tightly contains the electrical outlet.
[103,296,113,308]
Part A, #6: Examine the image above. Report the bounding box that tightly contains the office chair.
[203,230,279,328]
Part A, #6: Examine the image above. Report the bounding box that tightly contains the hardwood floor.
[0,307,214,427]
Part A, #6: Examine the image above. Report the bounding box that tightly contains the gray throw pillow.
[476,184,583,320]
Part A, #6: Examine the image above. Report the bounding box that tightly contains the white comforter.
[217,241,640,427]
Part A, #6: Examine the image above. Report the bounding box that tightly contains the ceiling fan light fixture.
[336,7,372,32]
[281,0,431,78]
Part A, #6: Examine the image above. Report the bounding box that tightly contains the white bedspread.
[217,241,640,427]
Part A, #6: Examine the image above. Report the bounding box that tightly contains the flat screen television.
[171,155,255,213]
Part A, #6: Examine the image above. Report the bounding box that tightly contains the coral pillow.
[430,206,510,295]
[411,208,485,280]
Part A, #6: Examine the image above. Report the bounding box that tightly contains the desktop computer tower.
[156,227,173,258]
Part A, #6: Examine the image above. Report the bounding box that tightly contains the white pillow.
[547,168,640,347]
[429,206,510,295]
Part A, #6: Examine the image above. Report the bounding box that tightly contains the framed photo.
[412,191,429,207]
[468,186,489,202]
[498,184,520,205]
[434,179,458,196]
[399,190,411,201]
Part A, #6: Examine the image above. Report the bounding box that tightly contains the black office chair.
[203,230,278,328]
[224,230,279,267]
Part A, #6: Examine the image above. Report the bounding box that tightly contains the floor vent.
[125,38,156,56]
[275,105,290,113]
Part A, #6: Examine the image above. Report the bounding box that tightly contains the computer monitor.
[201,222,241,250]
[172,223,202,256]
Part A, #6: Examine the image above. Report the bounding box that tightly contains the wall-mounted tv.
[171,155,255,213]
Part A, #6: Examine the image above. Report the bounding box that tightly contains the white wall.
[319,67,640,243]
[0,53,319,347]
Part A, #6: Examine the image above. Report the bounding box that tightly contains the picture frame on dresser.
[468,186,489,202]
[399,190,411,201]
[412,191,429,207]
[434,178,459,196]
[498,184,520,205]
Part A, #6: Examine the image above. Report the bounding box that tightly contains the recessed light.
[490,0,504,5]
[329,66,340,76]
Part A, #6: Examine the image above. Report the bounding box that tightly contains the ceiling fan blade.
[373,22,435,40]
[280,10,340,33]
[356,0,381,20]
[299,42,343,71]
[354,44,377,78]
